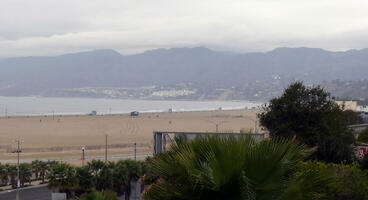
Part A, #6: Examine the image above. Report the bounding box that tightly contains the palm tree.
[19,163,32,187]
[86,160,111,191]
[141,157,158,186]
[47,162,76,198]
[75,190,117,200]
[111,161,127,196]
[39,160,49,183]
[6,164,17,189]
[95,162,115,191]
[144,136,332,200]
[75,166,94,196]
[31,160,42,180]
[0,163,8,186]
[120,160,142,200]
[87,160,105,178]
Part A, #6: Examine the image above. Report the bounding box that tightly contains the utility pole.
[13,139,23,200]
[254,120,258,133]
[81,147,85,166]
[105,134,108,163]
[134,142,137,161]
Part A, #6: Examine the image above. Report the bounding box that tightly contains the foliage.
[342,109,361,125]
[31,160,41,180]
[295,161,368,200]
[258,82,356,163]
[38,160,49,183]
[357,128,368,143]
[144,135,332,200]
[112,160,141,197]
[47,162,77,198]
[75,190,118,200]
[0,159,144,199]
[6,164,18,189]
[75,166,94,196]
[360,153,368,170]
[95,162,115,192]
[19,163,32,187]
[0,164,8,186]
[88,160,105,178]
[141,157,158,186]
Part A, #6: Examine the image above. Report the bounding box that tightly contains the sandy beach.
[0,109,261,164]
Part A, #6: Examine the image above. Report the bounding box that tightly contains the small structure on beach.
[130,111,139,117]
[153,131,265,155]
[89,110,97,116]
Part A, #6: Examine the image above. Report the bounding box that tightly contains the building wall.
[336,100,358,111]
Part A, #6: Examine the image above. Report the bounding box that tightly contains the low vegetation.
[357,127,368,143]
[294,161,368,200]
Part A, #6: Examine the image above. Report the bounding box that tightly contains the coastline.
[0,95,263,117]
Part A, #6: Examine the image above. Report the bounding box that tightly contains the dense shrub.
[295,161,368,200]
[357,128,368,143]
[259,82,356,163]
[360,153,368,170]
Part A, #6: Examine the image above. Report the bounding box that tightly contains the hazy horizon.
[2,46,368,58]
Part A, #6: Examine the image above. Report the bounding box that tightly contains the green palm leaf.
[144,135,331,200]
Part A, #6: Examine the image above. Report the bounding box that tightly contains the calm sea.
[0,96,262,116]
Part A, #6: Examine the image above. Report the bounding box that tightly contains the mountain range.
[0,47,367,100]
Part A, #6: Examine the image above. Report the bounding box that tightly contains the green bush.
[360,153,368,170]
[295,161,368,200]
[357,128,368,143]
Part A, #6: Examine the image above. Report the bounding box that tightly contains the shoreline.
[0,106,261,118]
[0,95,263,117]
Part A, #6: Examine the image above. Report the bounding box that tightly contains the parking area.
[0,185,52,200]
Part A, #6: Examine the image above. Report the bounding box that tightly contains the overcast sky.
[0,0,368,57]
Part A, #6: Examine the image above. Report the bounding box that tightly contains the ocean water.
[0,96,262,116]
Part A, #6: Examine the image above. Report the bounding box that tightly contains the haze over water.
[0,96,261,116]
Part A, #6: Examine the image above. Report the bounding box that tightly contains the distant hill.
[0,47,368,100]
[322,80,368,103]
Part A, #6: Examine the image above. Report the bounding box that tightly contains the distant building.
[358,105,368,112]
[153,131,265,155]
[336,100,358,111]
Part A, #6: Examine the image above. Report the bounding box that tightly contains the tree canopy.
[258,82,356,163]
[357,128,368,143]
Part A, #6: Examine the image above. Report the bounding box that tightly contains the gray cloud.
[0,0,368,57]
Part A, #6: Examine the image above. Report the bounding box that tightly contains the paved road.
[0,184,52,200]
